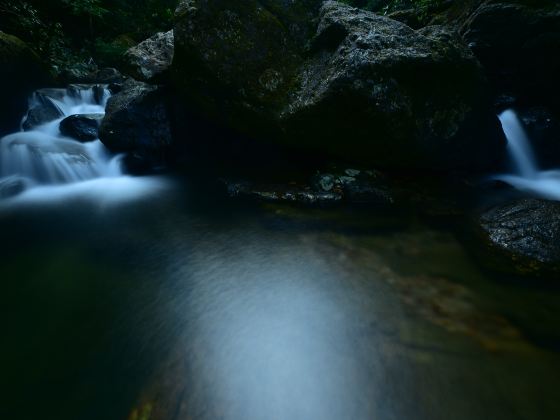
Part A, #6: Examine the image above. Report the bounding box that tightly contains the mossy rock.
[172,1,505,170]
[0,32,50,135]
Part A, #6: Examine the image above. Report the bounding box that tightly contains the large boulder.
[173,0,322,135]
[0,32,50,135]
[172,0,505,170]
[124,31,174,82]
[99,80,172,161]
[477,199,560,278]
[283,3,505,169]
[460,1,560,105]
[59,114,104,142]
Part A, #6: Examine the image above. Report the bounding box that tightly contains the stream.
[1,89,559,420]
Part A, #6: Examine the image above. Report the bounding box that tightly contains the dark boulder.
[172,0,505,170]
[99,80,172,161]
[284,3,505,170]
[124,31,174,82]
[173,0,322,137]
[59,114,104,142]
[477,199,560,278]
[460,1,560,105]
[0,32,50,135]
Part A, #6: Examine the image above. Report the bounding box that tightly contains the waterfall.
[495,109,560,201]
[0,85,123,198]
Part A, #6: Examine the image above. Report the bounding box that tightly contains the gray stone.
[124,31,174,82]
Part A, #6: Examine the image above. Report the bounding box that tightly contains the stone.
[99,80,172,160]
[477,198,560,278]
[59,114,104,142]
[124,31,174,82]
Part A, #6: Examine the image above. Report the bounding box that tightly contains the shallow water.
[1,183,559,420]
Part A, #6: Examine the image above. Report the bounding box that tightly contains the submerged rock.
[172,0,505,170]
[477,199,560,278]
[99,80,172,160]
[124,31,174,82]
[60,114,104,142]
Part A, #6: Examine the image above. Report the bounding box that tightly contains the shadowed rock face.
[173,0,323,134]
[99,80,172,160]
[173,0,505,170]
[124,31,175,82]
[0,32,50,135]
[460,1,560,105]
[478,198,560,278]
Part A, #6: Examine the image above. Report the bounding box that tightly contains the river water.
[2,186,560,420]
[1,91,559,420]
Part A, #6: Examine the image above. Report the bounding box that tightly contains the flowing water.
[496,109,560,200]
[1,94,560,420]
[0,86,167,203]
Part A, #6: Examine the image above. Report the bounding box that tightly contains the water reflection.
[170,234,384,420]
[1,187,559,420]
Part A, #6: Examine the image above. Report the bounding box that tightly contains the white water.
[495,109,560,201]
[0,86,168,204]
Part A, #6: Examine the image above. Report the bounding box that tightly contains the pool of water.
[1,180,559,420]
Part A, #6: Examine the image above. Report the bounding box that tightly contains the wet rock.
[224,167,393,206]
[59,114,104,142]
[0,32,50,135]
[99,80,172,160]
[124,31,174,82]
[22,90,65,131]
[312,169,394,205]
[172,0,504,170]
[460,1,560,105]
[477,199,560,278]
[284,3,504,169]
[225,180,344,206]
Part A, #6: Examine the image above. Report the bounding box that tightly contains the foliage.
[0,0,177,74]
[60,0,108,18]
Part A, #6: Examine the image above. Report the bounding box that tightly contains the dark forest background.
[0,0,444,75]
